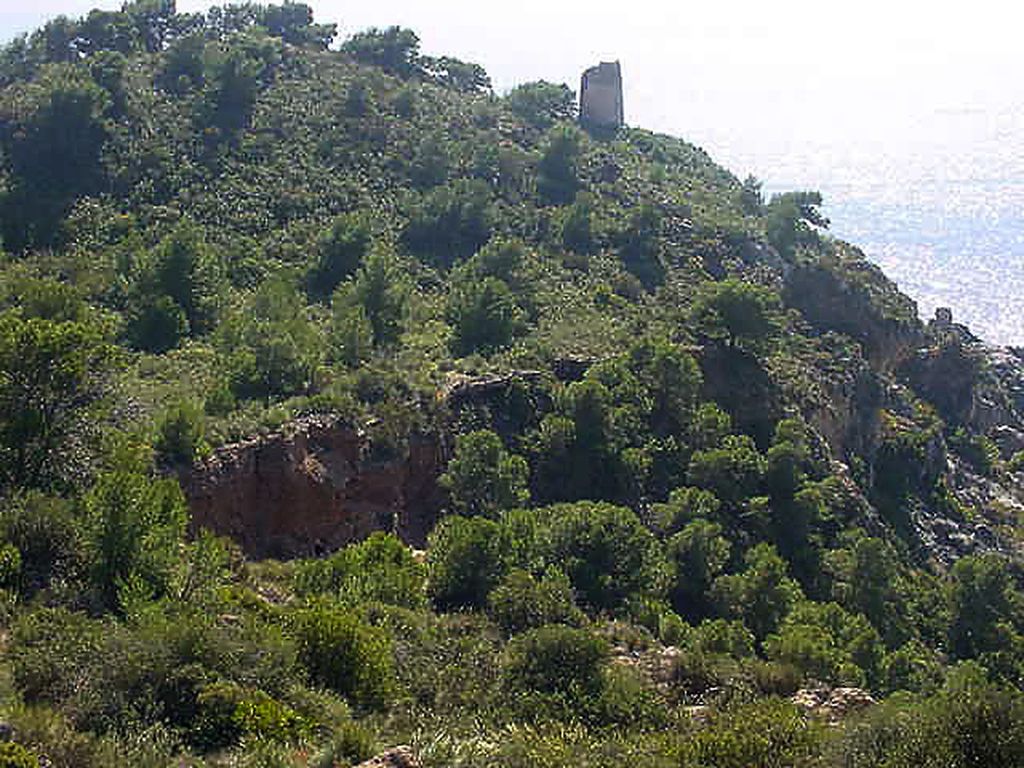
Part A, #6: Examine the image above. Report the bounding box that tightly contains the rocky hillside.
[1,3,1024,767]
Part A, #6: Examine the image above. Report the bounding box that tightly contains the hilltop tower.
[580,61,624,130]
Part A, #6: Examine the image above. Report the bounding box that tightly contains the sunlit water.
[696,101,1024,346]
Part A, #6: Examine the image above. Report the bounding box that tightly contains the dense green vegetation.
[0,2,1023,766]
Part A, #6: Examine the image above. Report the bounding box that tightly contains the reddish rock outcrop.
[181,414,445,559]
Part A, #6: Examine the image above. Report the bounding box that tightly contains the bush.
[679,698,821,768]
[293,532,426,610]
[540,502,669,612]
[308,212,373,299]
[401,180,495,267]
[427,515,509,610]
[537,126,582,205]
[289,601,394,710]
[0,742,39,768]
[446,277,525,356]
[83,471,188,609]
[192,681,310,752]
[505,81,576,129]
[487,568,582,635]
[501,624,607,702]
[439,430,530,517]
[154,401,209,465]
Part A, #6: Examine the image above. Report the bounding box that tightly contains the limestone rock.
[792,685,875,723]
[355,746,420,768]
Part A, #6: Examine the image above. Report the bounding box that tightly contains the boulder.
[355,746,420,768]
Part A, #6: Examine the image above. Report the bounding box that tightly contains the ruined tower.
[580,61,624,130]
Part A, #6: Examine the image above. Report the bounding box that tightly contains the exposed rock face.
[784,250,922,373]
[580,61,624,130]
[355,747,420,768]
[791,686,876,723]
[181,415,445,558]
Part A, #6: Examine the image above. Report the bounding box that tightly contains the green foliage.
[193,681,310,751]
[505,80,576,129]
[427,515,508,610]
[679,698,821,768]
[667,519,731,622]
[650,486,723,535]
[290,600,395,710]
[421,55,491,93]
[501,624,608,701]
[447,276,525,356]
[0,492,82,595]
[830,674,1024,767]
[0,743,38,768]
[221,276,323,400]
[335,246,409,347]
[0,66,110,249]
[440,430,530,517]
[128,221,225,350]
[824,531,914,646]
[711,543,803,640]
[341,26,420,78]
[947,554,1024,668]
[154,400,209,465]
[0,312,113,491]
[693,278,783,349]
[765,190,829,258]
[401,180,495,267]
[539,501,668,612]
[537,126,583,205]
[739,174,764,215]
[307,212,373,300]
[83,471,188,609]
[764,601,883,687]
[487,568,582,635]
[615,203,664,288]
[948,427,999,475]
[294,532,426,610]
[688,435,765,505]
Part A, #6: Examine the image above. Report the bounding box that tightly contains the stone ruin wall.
[580,60,624,129]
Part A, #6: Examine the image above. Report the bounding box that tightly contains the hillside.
[1,3,1024,767]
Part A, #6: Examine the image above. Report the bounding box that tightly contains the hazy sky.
[2,0,1022,185]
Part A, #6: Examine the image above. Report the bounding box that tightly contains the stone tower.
[580,61,624,130]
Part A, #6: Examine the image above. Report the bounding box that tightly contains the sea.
[698,103,1024,348]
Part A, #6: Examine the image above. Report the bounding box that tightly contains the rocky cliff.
[181,415,445,558]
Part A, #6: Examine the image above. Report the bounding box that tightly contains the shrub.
[0,742,39,768]
[308,212,373,299]
[679,698,821,768]
[711,543,803,640]
[427,515,509,610]
[501,624,607,701]
[289,601,394,710]
[293,532,426,610]
[439,430,530,517]
[540,502,669,612]
[505,81,576,129]
[446,276,525,356]
[154,400,209,465]
[688,435,765,505]
[401,180,495,267]
[192,681,310,752]
[487,568,582,635]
